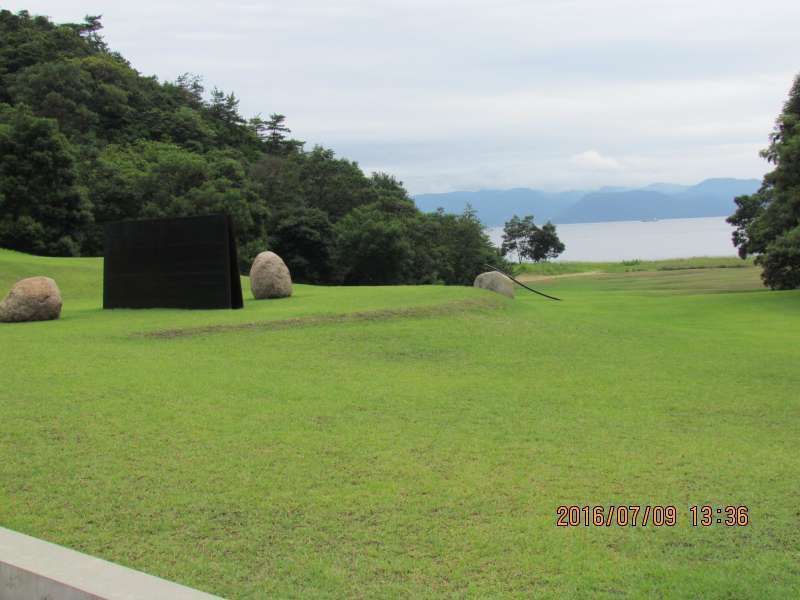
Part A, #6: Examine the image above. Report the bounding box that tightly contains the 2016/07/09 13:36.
[555,505,750,527]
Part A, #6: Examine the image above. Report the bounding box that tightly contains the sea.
[486,216,738,262]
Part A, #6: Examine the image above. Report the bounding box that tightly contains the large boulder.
[250,251,293,299]
[473,271,514,299]
[0,277,63,322]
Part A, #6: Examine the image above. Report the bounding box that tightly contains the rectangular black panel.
[103,214,244,310]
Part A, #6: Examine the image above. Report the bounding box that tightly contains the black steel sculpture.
[104,214,244,310]
[484,263,563,301]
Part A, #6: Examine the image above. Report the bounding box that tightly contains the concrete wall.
[0,527,222,600]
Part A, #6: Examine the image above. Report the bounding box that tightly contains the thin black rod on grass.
[484,264,563,301]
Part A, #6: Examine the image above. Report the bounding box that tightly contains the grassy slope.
[1,249,799,598]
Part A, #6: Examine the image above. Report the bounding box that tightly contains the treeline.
[0,10,502,284]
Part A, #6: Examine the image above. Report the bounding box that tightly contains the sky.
[5,0,800,194]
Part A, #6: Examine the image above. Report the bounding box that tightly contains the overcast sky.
[5,1,800,194]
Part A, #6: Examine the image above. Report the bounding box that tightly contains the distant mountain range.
[413,178,761,226]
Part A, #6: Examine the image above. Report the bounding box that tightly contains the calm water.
[487,216,737,262]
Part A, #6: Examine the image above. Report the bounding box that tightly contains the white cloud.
[569,151,623,171]
[3,0,798,193]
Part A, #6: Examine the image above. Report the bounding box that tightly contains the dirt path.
[515,270,602,282]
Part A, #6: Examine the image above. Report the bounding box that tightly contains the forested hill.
[0,10,502,285]
[415,178,761,226]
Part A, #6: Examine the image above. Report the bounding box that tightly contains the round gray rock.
[250,251,293,299]
[473,271,514,299]
[0,276,63,322]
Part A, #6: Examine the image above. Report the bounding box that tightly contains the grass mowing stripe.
[142,297,506,338]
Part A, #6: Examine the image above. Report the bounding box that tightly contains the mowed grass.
[514,256,755,277]
[1,248,799,598]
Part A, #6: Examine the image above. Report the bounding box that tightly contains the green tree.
[333,201,417,284]
[528,221,565,262]
[728,73,800,289]
[501,215,564,262]
[0,11,99,104]
[269,205,334,282]
[501,214,536,263]
[299,146,377,221]
[85,141,268,268]
[9,58,100,139]
[253,113,303,156]
[0,104,92,255]
[446,207,504,283]
[174,73,205,108]
[65,14,107,52]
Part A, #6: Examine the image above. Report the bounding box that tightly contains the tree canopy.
[0,104,91,255]
[0,9,504,284]
[501,214,565,263]
[728,73,800,289]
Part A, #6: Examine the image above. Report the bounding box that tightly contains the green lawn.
[1,248,799,598]
[513,255,755,277]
